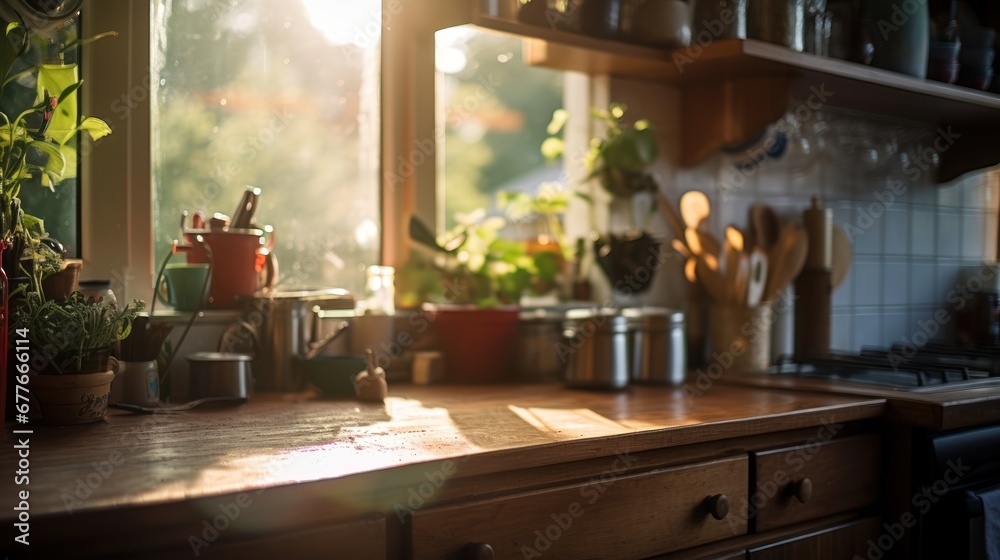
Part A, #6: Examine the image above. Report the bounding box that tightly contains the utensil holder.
[708,304,772,374]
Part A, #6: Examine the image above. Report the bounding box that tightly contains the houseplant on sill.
[544,103,662,297]
[0,21,116,425]
[406,208,564,383]
[0,22,114,277]
[13,290,143,424]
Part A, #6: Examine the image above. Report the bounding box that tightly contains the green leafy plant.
[541,103,663,294]
[0,22,115,246]
[406,208,562,307]
[543,103,659,228]
[14,291,143,374]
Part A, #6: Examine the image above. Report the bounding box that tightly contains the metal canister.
[562,308,630,390]
[625,307,687,386]
[250,287,355,391]
[516,308,568,382]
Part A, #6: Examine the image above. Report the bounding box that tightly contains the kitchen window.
[81,0,590,303]
[149,0,381,294]
[435,26,565,228]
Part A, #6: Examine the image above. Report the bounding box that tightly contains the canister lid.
[563,307,629,333]
[186,352,254,362]
[622,307,685,328]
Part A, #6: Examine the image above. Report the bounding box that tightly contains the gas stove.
[771,343,1000,392]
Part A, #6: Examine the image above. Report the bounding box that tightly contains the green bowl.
[296,356,366,397]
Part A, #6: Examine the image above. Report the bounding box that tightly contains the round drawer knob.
[466,542,494,560]
[792,478,813,503]
[704,493,730,520]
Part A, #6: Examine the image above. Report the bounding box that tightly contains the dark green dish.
[296,356,366,397]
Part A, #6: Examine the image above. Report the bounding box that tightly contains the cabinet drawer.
[412,455,748,559]
[748,516,881,559]
[752,434,881,532]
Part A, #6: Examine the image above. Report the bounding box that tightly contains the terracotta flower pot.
[41,260,82,302]
[427,305,520,383]
[27,371,114,425]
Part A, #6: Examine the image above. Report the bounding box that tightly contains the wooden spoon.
[695,257,727,302]
[763,224,808,302]
[750,204,781,251]
[831,226,853,289]
[680,190,711,230]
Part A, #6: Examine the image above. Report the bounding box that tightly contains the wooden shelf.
[472,15,1000,182]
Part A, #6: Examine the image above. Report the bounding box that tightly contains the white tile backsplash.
[615,82,998,352]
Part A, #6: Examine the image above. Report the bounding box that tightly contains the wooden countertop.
[720,373,1000,430]
[1,384,883,522]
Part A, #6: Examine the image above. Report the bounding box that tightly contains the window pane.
[151,0,380,294]
[436,27,564,229]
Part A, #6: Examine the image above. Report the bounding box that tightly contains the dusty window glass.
[151,0,381,293]
[436,27,564,229]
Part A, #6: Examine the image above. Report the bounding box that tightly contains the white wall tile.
[883,260,909,306]
[962,211,986,259]
[882,313,910,346]
[911,208,936,256]
[909,260,938,306]
[831,312,854,351]
[883,209,909,255]
[853,313,883,350]
[937,212,961,256]
[852,259,881,307]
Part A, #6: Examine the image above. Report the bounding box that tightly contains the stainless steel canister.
[516,308,567,382]
[624,307,687,385]
[251,287,355,391]
[562,308,630,390]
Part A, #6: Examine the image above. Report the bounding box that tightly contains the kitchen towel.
[982,484,1000,560]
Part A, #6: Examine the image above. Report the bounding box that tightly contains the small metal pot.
[624,307,687,386]
[562,309,630,390]
[516,308,568,382]
[187,352,253,401]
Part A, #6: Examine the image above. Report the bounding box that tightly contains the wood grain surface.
[411,455,749,559]
[0,384,883,519]
[721,372,1000,430]
[0,384,883,556]
[752,434,882,531]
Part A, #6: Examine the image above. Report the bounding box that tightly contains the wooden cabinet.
[747,516,882,559]
[411,455,748,559]
[751,434,881,532]
[142,516,386,560]
[471,14,1000,182]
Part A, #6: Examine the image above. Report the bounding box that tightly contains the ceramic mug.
[158,263,210,312]
[121,360,160,405]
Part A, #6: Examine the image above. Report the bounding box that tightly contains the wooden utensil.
[680,190,711,230]
[831,225,853,289]
[672,238,692,260]
[763,224,808,302]
[751,204,780,251]
[747,248,769,307]
[695,257,727,302]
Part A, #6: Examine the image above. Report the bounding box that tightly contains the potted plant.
[544,103,662,294]
[13,291,143,424]
[405,208,564,382]
[0,21,116,426]
[0,22,114,276]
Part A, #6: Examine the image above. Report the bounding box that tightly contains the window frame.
[82,0,600,306]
